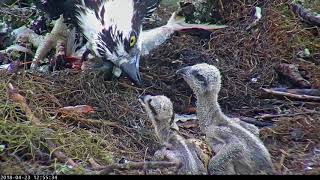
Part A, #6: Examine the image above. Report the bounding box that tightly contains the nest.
[0,0,320,175]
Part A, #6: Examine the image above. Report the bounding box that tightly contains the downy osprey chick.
[139,95,212,175]
[177,63,274,175]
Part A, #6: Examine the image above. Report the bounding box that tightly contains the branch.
[254,111,320,120]
[98,161,179,175]
[47,140,78,168]
[261,88,320,102]
[60,117,148,149]
[239,117,273,127]
[7,83,42,126]
[275,63,311,88]
[268,88,320,96]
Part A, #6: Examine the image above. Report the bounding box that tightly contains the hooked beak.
[138,95,150,105]
[120,55,142,86]
[176,66,191,79]
[138,95,151,111]
[139,95,146,102]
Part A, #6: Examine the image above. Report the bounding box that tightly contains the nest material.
[0,0,320,175]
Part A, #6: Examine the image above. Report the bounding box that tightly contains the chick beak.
[139,95,146,102]
[176,67,190,78]
[138,95,150,110]
[120,54,142,86]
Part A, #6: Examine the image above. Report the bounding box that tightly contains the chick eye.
[147,99,158,116]
[192,71,206,82]
[129,35,137,47]
[196,74,205,82]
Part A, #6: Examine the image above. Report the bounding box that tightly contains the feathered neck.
[196,90,229,132]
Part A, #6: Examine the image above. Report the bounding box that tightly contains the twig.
[269,88,320,96]
[61,117,148,149]
[7,83,42,126]
[89,158,104,170]
[98,161,179,175]
[34,83,62,107]
[47,140,78,168]
[219,0,224,12]
[255,111,320,120]
[261,88,320,102]
[239,117,273,127]
[275,63,311,88]
[71,117,117,128]
[118,82,143,91]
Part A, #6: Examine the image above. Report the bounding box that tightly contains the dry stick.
[254,111,320,120]
[73,117,117,128]
[219,0,224,12]
[67,117,148,149]
[239,117,273,127]
[89,158,104,170]
[118,82,143,91]
[262,88,320,102]
[270,88,320,97]
[47,140,78,168]
[89,155,177,173]
[34,83,62,107]
[98,161,179,175]
[7,83,42,126]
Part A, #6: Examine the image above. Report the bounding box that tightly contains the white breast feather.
[76,0,135,59]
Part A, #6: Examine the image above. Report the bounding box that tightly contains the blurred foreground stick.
[98,161,179,175]
[261,88,320,102]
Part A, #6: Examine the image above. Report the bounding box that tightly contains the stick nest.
[0,0,320,175]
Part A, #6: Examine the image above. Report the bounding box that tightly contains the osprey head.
[76,0,160,85]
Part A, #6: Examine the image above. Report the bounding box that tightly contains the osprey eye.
[130,35,137,47]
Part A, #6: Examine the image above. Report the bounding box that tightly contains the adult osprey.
[34,0,161,85]
[34,0,227,85]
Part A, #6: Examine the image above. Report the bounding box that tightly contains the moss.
[160,0,180,8]
[51,128,114,166]
[300,0,320,12]
[0,117,113,174]
[290,35,320,52]
[0,79,113,174]
[53,163,87,175]
[276,2,320,53]
[0,163,26,175]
